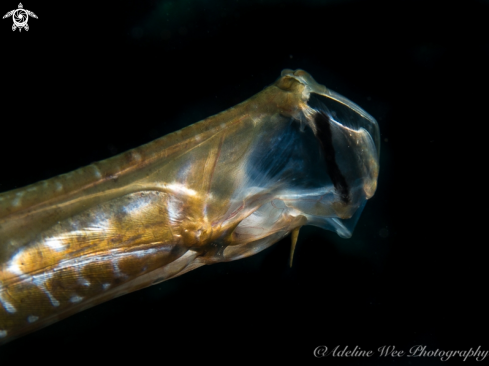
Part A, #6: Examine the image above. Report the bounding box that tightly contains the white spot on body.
[7,263,23,275]
[7,250,25,275]
[133,248,158,258]
[12,197,21,207]
[56,182,63,191]
[70,295,83,303]
[0,293,16,314]
[43,288,60,307]
[112,260,122,277]
[31,272,60,307]
[132,152,142,161]
[167,195,183,223]
[195,135,201,142]
[27,315,39,323]
[92,165,102,179]
[45,237,66,252]
[102,283,111,290]
[0,330,7,338]
[79,278,90,287]
[123,196,152,215]
[166,183,197,196]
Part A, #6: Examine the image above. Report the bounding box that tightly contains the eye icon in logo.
[3,3,37,32]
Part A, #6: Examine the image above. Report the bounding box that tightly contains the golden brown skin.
[0,70,379,344]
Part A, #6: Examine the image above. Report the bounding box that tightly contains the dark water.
[1,0,487,363]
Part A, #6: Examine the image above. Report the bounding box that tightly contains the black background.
[0,0,488,364]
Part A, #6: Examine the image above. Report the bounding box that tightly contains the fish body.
[0,69,379,344]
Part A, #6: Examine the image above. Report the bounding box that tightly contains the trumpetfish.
[0,69,379,344]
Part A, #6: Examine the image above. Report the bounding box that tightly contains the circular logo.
[12,9,28,27]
